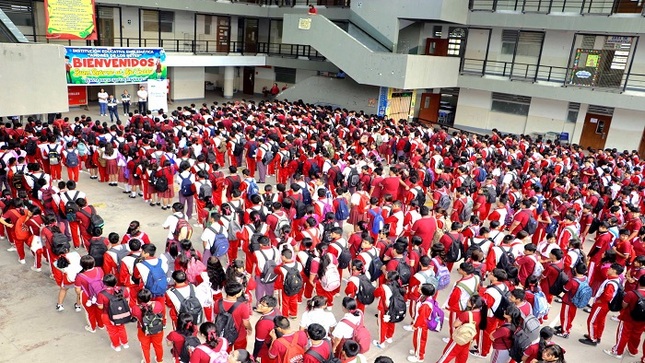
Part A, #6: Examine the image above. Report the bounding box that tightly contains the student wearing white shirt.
[137,86,148,113]
[97,89,108,116]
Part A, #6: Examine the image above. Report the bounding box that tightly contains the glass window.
[275,67,296,84]
[159,11,174,33]
[491,92,531,116]
[142,10,173,33]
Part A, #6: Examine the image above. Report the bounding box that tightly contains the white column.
[223,66,234,99]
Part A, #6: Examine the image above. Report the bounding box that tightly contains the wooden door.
[418,93,441,123]
[579,113,613,150]
[217,17,229,53]
[425,38,448,56]
[639,128,645,158]
[243,67,255,95]
[244,19,258,54]
[615,0,644,13]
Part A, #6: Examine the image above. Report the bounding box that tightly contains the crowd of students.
[6,98,645,362]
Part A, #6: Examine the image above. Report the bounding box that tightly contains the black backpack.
[348,167,360,188]
[248,224,264,252]
[609,281,625,312]
[64,191,80,221]
[496,246,516,272]
[51,232,71,256]
[305,340,341,363]
[367,250,383,282]
[141,304,164,335]
[154,174,169,192]
[465,238,485,260]
[356,274,375,305]
[282,264,304,297]
[333,241,352,269]
[88,237,108,267]
[548,264,570,296]
[171,285,204,325]
[490,284,511,320]
[395,258,412,285]
[214,300,241,343]
[179,335,202,363]
[101,289,132,325]
[631,290,645,321]
[303,250,316,277]
[386,283,407,323]
[259,249,278,284]
[80,205,105,237]
[445,234,464,263]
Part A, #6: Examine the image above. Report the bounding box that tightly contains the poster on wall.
[65,47,167,85]
[377,87,388,117]
[45,0,97,40]
[67,86,87,106]
[569,48,601,87]
[147,80,168,113]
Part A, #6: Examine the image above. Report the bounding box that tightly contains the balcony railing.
[469,0,645,15]
[231,0,350,7]
[32,35,326,60]
[461,57,645,93]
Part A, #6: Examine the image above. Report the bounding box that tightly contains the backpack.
[509,315,541,362]
[227,176,241,192]
[476,167,488,183]
[172,285,204,325]
[348,167,360,188]
[334,198,350,221]
[248,224,265,252]
[356,274,375,305]
[445,234,464,263]
[259,249,278,284]
[109,246,131,274]
[101,289,132,325]
[302,186,312,206]
[247,179,260,198]
[531,256,545,278]
[47,145,61,165]
[273,213,291,239]
[25,139,38,156]
[485,186,497,204]
[548,264,569,296]
[369,209,385,235]
[459,196,474,222]
[186,257,207,284]
[462,176,477,195]
[214,300,241,344]
[302,250,316,277]
[64,191,80,221]
[173,217,194,241]
[412,186,426,206]
[432,259,451,290]
[208,225,229,257]
[305,340,341,363]
[532,289,550,319]
[179,175,194,197]
[141,304,164,335]
[386,283,407,323]
[367,250,383,282]
[278,336,305,363]
[437,190,452,211]
[396,258,412,285]
[154,174,169,192]
[320,258,341,291]
[51,232,71,255]
[609,281,625,312]
[80,206,105,237]
[571,278,593,308]
[452,311,477,345]
[631,290,645,321]
[80,271,106,299]
[198,183,213,201]
[12,166,25,190]
[309,161,320,177]
[233,141,244,156]
[88,237,108,267]
[194,345,229,363]
[490,284,511,320]
[465,238,485,260]
[141,260,168,297]
[523,211,538,235]
[333,241,352,269]
[427,298,445,332]
[423,168,434,188]
[340,314,371,354]
[66,150,79,167]
[282,265,304,297]
[496,246,516,272]
[261,145,274,164]
[179,335,202,363]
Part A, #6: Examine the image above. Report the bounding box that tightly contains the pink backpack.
[186,257,206,284]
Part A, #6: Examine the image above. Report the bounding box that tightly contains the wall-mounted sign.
[45,0,97,40]
[298,18,312,30]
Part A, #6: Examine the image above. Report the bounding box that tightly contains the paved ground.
[0,97,635,363]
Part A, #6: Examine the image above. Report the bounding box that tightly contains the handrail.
[469,0,644,16]
[231,0,350,7]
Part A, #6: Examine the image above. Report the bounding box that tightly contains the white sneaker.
[56,304,64,312]
[7,247,16,252]
[442,337,451,343]
[111,345,122,352]
[409,349,416,355]
[84,325,96,333]
[18,259,25,264]
[122,344,129,349]
[386,338,393,344]
[31,266,41,272]
[403,325,414,332]
[325,306,333,311]
[407,356,421,363]
[603,349,622,359]
[74,303,82,312]
[372,340,386,349]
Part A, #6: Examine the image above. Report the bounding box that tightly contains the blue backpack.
[141,260,168,297]
[369,208,385,235]
[179,175,194,197]
[208,225,229,257]
[247,179,260,197]
[571,278,593,308]
[476,167,487,183]
[302,186,312,205]
[335,198,350,221]
[66,151,79,167]
[532,289,550,319]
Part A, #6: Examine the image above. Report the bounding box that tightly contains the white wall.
[169,67,205,100]
[254,67,275,94]
[606,109,645,151]
[524,97,571,135]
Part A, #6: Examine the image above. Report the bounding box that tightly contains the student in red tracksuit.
[555,263,588,338]
[131,289,165,363]
[445,262,481,335]
[540,248,565,312]
[74,254,106,332]
[477,268,510,358]
[406,256,435,318]
[579,263,624,346]
[605,274,645,358]
[345,259,369,312]
[373,271,404,349]
[274,248,303,319]
[96,274,130,351]
[436,295,486,363]
[407,283,436,363]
